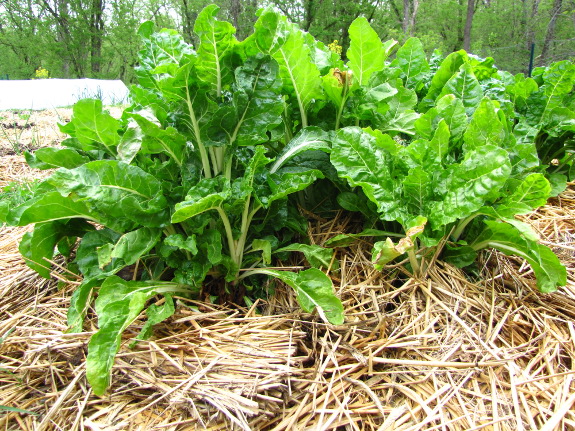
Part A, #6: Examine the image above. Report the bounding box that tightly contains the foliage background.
[0,0,574,81]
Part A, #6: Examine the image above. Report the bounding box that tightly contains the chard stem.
[215,207,236,260]
[407,248,420,276]
[452,214,479,241]
[185,81,212,178]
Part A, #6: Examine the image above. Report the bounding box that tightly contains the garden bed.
[1,131,575,430]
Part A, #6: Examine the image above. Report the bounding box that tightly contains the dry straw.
[1,153,574,429]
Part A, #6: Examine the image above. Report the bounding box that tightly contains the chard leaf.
[75,229,121,280]
[472,221,566,293]
[415,94,467,142]
[17,192,100,226]
[326,229,401,247]
[331,127,404,221]
[68,279,100,332]
[347,17,396,86]
[258,268,344,324]
[19,220,92,278]
[276,243,335,269]
[275,35,322,127]
[463,98,506,150]
[429,145,511,228]
[130,114,187,166]
[136,22,194,85]
[110,227,162,266]
[59,99,120,156]
[117,119,143,164]
[256,167,324,208]
[132,295,175,346]
[442,244,477,268]
[372,221,426,270]
[252,239,272,265]
[48,160,169,228]
[24,148,89,170]
[164,234,198,255]
[270,127,331,173]
[194,4,237,95]
[497,173,551,214]
[87,276,189,395]
[172,177,231,223]
[420,51,467,111]
[391,37,430,90]
[438,63,483,113]
[209,55,283,147]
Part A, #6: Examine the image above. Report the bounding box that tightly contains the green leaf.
[276,243,335,269]
[442,244,477,268]
[130,114,187,166]
[415,94,467,142]
[59,99,120,156]
[194,4,237,95]
[347,17,396,86]
[271,24,322,127]
[24,148,89,170]
[438,63,483,113]
[271,127,331,173]
[429,145,512,228]
[258,268,343,324]
[131,295,175,346]
[19,219,93,278]
[17,192,99,226]
[110,227,162,266]
[472,221,566,293]
[68,279,100,332]
[463,98,506,150]
[331,127,404,221]
[325,229,402,247]
[208,55,283,147]
[497,173,551,214]
[164,234,198,255]
[87,276,190,395]
[391,37,430,90]
[48,160,169,229]
[420,50,467,111]
[252,239,272,265]
[256,167,324,208]
[75,229,121,280]
[0,405,39,416]
[172,177,231,223]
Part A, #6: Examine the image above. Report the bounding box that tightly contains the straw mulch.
[1,181,575,428]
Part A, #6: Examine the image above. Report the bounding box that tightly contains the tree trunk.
[463,0,475,51]
[540,0,563,64]
[402,0,419,36]
[230,0,242,32]
[90,0,104,75]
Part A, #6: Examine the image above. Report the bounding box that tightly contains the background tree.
[0,0,573,80]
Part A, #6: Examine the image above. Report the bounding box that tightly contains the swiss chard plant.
[2,5,570,397]
[4,6,346,396]
[320,33,567,293]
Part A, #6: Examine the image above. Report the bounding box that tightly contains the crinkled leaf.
[164,234,198,255]
[49,160,169,228]
[259,268,343,324]
[131,295,175,346]
[372,221,426,270]
[331,127,404,221]
[438,63,483,114]
[256,167,324,208]
[276,243,335,269]
[24,148,89,170]
[472,221,566,293]
[347,17,396,86]
[429,145,511,228]
[270,127,331,173]
[130,114,187,166]
[59,99,120,156]
[172,177,231,223]
[16,192,100,226]
[420,51,467,111]
[463,98,506,150]
[87,276,190,395]
[208,55,283,147]
[391,37,430,90]
[252,239,272,265]
[194,4,236,95]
